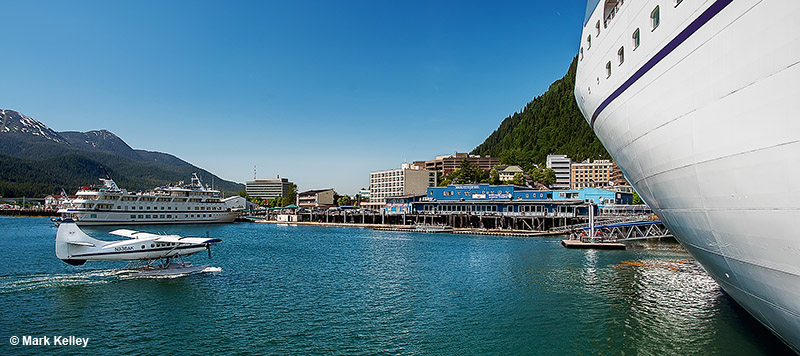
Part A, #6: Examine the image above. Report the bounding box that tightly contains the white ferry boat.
[575,0,799,352]
[58,172,239,225]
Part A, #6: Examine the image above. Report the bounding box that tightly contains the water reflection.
[0,218,793,355]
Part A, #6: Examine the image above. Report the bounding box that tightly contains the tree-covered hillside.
[472,56,608,165]
[0,109,243,198]
[0,153,243,198]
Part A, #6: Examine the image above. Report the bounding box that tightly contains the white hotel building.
[364,163,436,210]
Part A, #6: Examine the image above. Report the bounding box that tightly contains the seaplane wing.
[109,229,159,239]
[154,236,222,244]
[66,241,95,247]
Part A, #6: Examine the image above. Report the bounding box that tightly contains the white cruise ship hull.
[575,0,800,352]
[59,209,238,226]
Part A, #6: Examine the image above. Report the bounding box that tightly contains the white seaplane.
[55,217,221,277]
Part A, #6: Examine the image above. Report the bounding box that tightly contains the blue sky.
[2,1,586,195]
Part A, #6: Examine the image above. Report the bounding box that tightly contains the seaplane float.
[55,217,222,277]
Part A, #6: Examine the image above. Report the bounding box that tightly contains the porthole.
[651,6,660,31]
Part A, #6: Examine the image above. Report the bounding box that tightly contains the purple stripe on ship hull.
[590,0,733,127]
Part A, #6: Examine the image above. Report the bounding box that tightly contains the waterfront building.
[297,189,335,209]
[222,196,259,213]
[365,163,436,211]
[546,154,572,189]
[611,164,630,187]
[411,184,633,216]
[570,159,618,190]
[385,194,426,214]
[551,187,632,206]
[413,152,499,174]
[246,177,292,200]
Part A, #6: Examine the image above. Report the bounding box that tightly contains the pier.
[248,210,594,233]
[560,219,671,250]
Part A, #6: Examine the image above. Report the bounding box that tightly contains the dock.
[560,239,626,250]
[252,219,564,237]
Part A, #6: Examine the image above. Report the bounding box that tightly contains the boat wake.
[0,269,116,293]
[116,265,222,280]
[0,266,222,292]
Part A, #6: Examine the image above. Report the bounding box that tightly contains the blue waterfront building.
[551,187,633,206]
[393,184,634,217]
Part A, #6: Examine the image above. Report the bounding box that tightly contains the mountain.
[471,56,608,165]
[0,109,244,198]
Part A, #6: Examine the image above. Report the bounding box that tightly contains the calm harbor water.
[0,217,793,355]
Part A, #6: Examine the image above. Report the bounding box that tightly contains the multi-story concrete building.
[611,164,629,187]
[546,154,572,190]
[413,152,499,174]
[246,177,292,200]
[365,163,436,210]
[570,160,618,190]
[297,189,335,209]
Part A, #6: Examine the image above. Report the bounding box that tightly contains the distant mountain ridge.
[471,56,608,165]
[0,109,243,198]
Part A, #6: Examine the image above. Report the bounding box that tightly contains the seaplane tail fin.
[55,219,105,266]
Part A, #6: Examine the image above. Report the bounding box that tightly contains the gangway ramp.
[582,220,672,241]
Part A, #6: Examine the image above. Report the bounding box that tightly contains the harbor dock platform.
[560,239,626,250]
[252,219,566,238]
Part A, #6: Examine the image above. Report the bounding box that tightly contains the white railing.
[603,0,624,28]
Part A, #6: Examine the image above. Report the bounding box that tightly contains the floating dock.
[560,239,626,250]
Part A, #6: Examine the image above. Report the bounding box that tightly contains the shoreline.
[252,219,568,238]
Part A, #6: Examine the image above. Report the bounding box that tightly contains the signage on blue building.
[487,193,511,199]
[454,185,481,190]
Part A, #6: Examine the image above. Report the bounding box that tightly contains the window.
[632,28,640,49]
[595,20,601,36]
[580,47,584,61]
[675,0,682,6]
[618,47,624,65]
[587,34,592,49]
[606,61,612,78]
[651,6,660,31]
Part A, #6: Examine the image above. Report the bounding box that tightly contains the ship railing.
[603,0,624,28]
